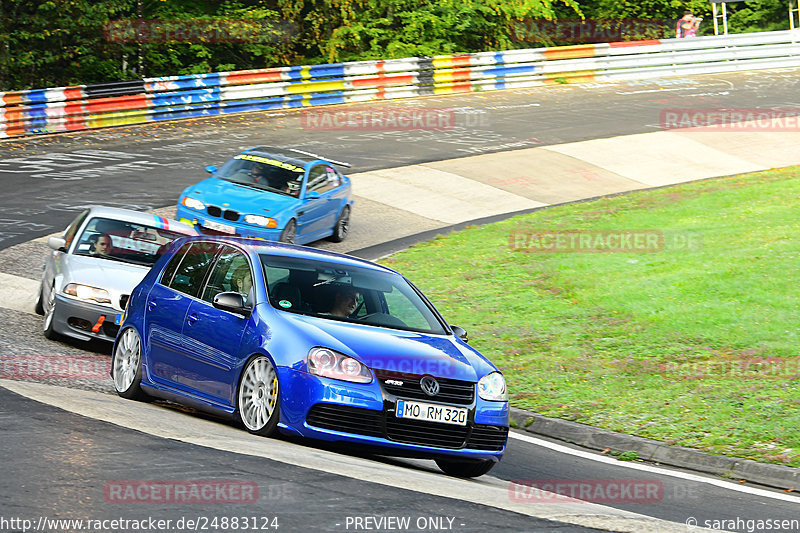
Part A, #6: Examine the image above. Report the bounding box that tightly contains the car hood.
[187,178,298,215]
[279,313,489,382]
[61,253,149,298]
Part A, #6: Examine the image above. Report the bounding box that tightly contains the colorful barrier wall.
[2,30,799,138]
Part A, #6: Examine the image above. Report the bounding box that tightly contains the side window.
[306,165,327,193]
[307,165,340,194]
[167,242,220,297]
[64,209,90,249]
[325,167,342,189]
[201,246,253,305]
[160,242,192,287]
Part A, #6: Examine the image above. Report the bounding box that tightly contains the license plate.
[395,400,468,426]
[114,314,123,325]
[203,219,236,234]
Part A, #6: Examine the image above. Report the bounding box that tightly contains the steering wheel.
[357,312,408,328]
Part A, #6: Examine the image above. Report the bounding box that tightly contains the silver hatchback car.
[36,206,197,342]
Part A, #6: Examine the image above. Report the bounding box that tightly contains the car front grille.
[466,425,508,451]
[206,205,240,221]
[306,404,383,437]
[375,371,475,405]
[305,403,506,451]
[66,317,120,339]
[103,322,120,339]
[385,417,468,448]
[67,317,92,331]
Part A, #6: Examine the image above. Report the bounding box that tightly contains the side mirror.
[450,325,468,343]
[213,292,251,317]
[305,190,321,200]
[48,236,67,252]
[205,165,217,174]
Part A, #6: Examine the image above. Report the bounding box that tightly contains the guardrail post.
[711,1,731,35]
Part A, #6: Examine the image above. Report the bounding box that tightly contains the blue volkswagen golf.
[112,237,509,477]
[176,146,353,245]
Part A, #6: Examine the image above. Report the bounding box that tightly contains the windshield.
[217,155,304,198]
[74,217,191,266]
[260,255,447,335]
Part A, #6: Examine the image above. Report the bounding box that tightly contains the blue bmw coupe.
[112,237,509,477]
[176,146,353,245]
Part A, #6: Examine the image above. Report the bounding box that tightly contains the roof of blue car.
[244,146,322,167]
[177,235,398,274]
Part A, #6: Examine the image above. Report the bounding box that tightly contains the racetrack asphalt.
[1,68,799,492]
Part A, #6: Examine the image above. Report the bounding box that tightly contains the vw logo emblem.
[420,376,440,397]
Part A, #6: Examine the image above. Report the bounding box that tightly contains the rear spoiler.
[285,148,352,168]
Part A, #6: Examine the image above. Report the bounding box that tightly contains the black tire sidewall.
[279,220,297,244]
[42,283,60,340]
[329,206,350,242]
[34,282,45,315]
[435,457,495,478]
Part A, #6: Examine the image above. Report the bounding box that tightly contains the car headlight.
[181,196,205,210]
[307,347,372,384]
[63,283,112,305]
[478,372,508,401]
[244,214,278,227]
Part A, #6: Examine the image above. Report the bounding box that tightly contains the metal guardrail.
[1,30,799,138]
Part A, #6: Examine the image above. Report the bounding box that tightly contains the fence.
[1,30,799,139]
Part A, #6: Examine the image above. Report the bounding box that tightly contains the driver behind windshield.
[326,286,360,318]
[249,163,293,193]
[249,163,268,184]
[89,234,113,256]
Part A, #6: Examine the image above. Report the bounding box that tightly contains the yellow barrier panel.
[87,108,150,128]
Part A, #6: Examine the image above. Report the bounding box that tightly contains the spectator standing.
[677,11,702,38]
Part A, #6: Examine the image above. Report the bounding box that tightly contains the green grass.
[381,167,800,467]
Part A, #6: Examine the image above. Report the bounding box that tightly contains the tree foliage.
[0,0,793,91]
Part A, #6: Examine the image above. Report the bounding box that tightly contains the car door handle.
[187,313,198,325]
[147,301,157,311]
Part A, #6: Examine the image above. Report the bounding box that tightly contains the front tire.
[112,328,150,401]
[42,283,60,340]
[237,355,280,436]
[435,457,496,478]
[328,205,350,243]
[34,282,45,315]
[279,219,296,244]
